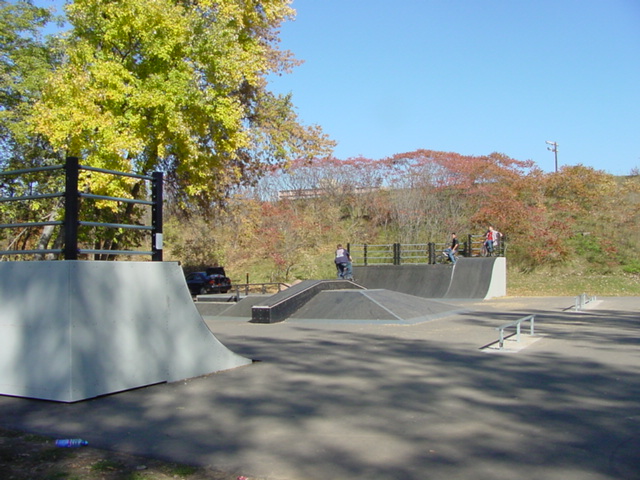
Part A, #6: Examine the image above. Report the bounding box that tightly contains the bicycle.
[337,262,354,281]
[481,241,495,257]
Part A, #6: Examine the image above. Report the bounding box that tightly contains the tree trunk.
[35,202,61,260]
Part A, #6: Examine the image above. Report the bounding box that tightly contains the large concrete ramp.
[353,257,506,299]
[352,264,453,297]
[0,261,251,403]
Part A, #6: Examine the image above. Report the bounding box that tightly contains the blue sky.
[268,0,640,175]
[34,0,640,175]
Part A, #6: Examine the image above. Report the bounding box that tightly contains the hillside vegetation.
[2,4,638,297]
[164,151,640,296]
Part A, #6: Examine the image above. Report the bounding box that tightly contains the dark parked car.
[185,269,231,295]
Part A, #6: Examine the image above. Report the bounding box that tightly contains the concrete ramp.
[251,280,364,323]
[289,289,463,324]
[204,295,271,318]
[352,264,453,297]
[445,257,506,299]
[353,257,506,300]
[0,261,252,403]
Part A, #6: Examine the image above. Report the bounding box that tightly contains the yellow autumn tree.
[31,0,333,251]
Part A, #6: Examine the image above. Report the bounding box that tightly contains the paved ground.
[0,295,638,480]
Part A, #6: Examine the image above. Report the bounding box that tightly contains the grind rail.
[574,293,597,311]
[496,314,535,349]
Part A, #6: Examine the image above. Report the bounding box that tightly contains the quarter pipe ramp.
[0,261,251,403]
[353,257,506,299]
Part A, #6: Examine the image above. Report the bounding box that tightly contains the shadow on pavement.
[0,297,638,480]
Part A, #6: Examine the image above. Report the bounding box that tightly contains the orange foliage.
[168,150,638,274]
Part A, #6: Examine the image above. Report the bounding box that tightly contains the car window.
[206,267,226,276]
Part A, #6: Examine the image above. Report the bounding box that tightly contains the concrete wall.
[0,261,251,402]
[484,257,507,299]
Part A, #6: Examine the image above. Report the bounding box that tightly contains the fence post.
[393,243,400,265]
[151,171,164,261]
[467,234,473,257]
[363,244,368,266]
[428,242,435,264]
[63,157,79,260]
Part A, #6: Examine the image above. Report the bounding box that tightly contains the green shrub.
[622,259,640,275]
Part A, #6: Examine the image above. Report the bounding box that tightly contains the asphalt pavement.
[0,295,638,480]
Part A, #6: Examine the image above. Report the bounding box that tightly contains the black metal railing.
[348,235,506,266]
[0,156,163,261]
[231,282,290,297]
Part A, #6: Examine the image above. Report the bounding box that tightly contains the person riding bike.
[334,244,353,280]
[484,226,502,257]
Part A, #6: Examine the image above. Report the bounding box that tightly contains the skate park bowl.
[0,261,252,403]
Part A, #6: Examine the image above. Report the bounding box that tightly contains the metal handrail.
[79,221,154,231]
[232,282,290,296]
[574,293,596,311]
[0,165,64,176]
[0,221,63,229]
[496,315,535,349]
[80,193,154,206]
[79,165,154,181]
[79,249,154,256]
[0,248,62,256]
[349,238,507,266]
[0,192,63,203]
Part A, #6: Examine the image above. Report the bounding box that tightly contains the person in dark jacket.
[334,244,353,280]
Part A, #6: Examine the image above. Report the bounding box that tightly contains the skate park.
[0,159,636,479]
[0,256,638,480]
[1,2,639,477]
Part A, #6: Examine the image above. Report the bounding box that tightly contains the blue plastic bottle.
[55,439,89,447]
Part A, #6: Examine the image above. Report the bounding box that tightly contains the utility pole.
[545,141,558,172]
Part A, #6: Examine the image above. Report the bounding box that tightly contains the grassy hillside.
[164,164,639,297]
[507,266,640,296]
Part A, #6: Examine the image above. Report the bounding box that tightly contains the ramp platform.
[251,280,364,323]
[289,289,465,324]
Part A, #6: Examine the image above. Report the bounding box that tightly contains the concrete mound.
[251,280,364,323]
[289,289,464,324]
